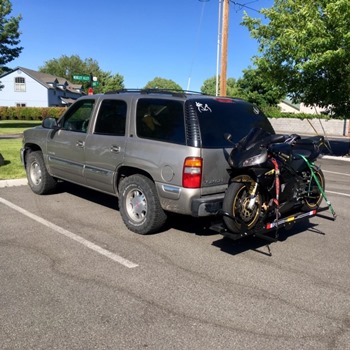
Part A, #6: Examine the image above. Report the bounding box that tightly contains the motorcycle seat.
[292,136,324,160]
[269,134,287,144]
[294,136,324,147]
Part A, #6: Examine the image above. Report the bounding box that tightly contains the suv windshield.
[192,98,274,148]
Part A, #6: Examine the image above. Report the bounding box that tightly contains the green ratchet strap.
[298,154,337,219]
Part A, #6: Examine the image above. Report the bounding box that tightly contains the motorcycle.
[220,127,336,240]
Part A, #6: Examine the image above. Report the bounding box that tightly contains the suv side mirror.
[42,117,58,129]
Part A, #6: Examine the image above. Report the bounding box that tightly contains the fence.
[269,118,350,137]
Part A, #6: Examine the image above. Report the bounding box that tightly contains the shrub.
[0,107,66,120]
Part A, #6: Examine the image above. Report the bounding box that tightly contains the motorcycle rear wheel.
[302,169,325,210]
[223,180,262,234]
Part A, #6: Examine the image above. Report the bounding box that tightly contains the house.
[278,99,300,113]
[0,67,84,107]
[278,98,328,115]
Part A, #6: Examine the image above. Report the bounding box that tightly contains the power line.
[203,0,261,13]
[229,0,261,13]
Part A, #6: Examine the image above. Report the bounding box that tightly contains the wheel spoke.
[30,162,42,185]
[224,181,261,234]
[119,174,168,234]
[127,189,147,222]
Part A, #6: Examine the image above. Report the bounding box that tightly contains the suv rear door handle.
[110,145,121,153]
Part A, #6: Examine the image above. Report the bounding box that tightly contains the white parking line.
[0,197,138,269]
[326,190,350,198]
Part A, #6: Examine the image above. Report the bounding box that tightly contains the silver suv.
[21,90,274,234]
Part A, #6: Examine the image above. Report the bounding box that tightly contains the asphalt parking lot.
[0,157,349,350]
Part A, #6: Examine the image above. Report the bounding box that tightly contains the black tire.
[26,151,57,195]
[118,174,167,234]
[302,169,325,210]
[223,180,262,234]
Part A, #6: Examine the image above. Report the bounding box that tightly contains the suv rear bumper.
[156,182,224,217]
[191,193,224,217]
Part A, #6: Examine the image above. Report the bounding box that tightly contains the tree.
[237,67,285,107]
[39,55,98,80]
[39,55,125,92]
[201,76,240,97]
[242,0,350,117]
[0,0,22,84]
[97,71,124,93]
[39,55,100,91]
[144,77,182,90]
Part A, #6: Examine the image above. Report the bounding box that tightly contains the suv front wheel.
[26,151,57,195]
[118,174,167,234]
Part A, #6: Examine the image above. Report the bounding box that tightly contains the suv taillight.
[183,157,202,188]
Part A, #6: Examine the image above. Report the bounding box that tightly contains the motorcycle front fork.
[247,181,258,210]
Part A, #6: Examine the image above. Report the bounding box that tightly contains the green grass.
[0,139,26,180]
[0,121,40,179]
[0,120,41,134]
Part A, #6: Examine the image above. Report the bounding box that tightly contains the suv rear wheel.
[118,174,167,234]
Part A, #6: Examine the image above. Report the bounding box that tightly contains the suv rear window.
[94,99,126,136]
[193,98,274,148]
[136,98,185,145]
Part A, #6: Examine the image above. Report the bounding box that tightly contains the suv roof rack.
[104,88,206,97]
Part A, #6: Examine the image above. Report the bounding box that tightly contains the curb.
[0,178,27,188]
[0,133,22,139]
[321,155,350,162]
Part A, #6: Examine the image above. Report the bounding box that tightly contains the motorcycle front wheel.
[302,168,325,210]
[223,180,262,234]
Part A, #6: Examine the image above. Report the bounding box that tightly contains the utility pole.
[219,0,229,96]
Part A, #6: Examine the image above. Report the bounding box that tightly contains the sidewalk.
[0,178,27,188]
[322,155,350,162]
[0,133,23,139]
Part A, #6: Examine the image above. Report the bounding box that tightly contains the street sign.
[92,81,99,87]
[88,87,94,95]
[72,74,91,81]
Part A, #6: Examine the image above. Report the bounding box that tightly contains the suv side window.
[61,99,95,133]
[136,98,185,144]
[94,99,127,136]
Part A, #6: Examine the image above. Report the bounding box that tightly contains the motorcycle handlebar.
[284,134,301,145]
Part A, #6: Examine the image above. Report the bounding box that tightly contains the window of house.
[16,103,26,107]
[14,77,26,92]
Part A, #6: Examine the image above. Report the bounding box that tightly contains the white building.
[0,67,84,107]
[279,99,328,115]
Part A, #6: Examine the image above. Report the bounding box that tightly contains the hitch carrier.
[211,207,329,242]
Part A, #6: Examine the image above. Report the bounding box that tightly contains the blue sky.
[10,0,273,91]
